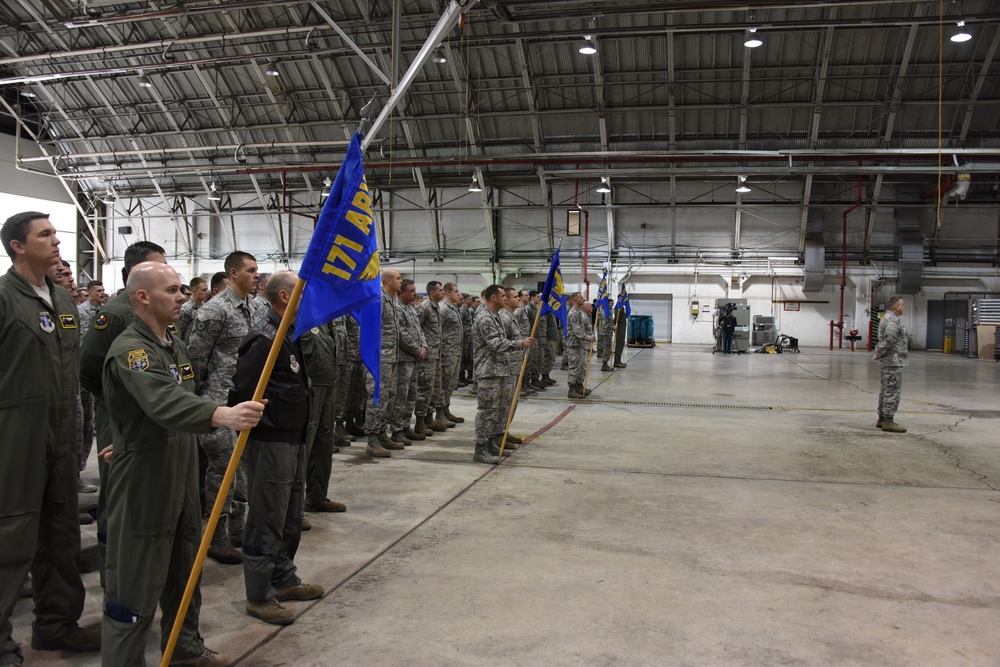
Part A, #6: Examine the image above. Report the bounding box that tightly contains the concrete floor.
[15,343,1000,666]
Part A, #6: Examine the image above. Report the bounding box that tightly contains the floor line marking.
[512,405,576,450]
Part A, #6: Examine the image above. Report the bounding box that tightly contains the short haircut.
[569,291,582,301]
[224,251,256,274]
[181,284,191,293]
[483,284,503,301]
[189,276,207,289]
[210,271,228,291]
[265,271,296,305]
[886,296,904,311]
[426,280,442,293]
[123,241,166,272]
[443,282,458,292]
[505,287,517,296]
[529,290,538,298]
[60,259,70,268]
[87,280,103,290]
[401,279,415,292]
[2,211,48,259]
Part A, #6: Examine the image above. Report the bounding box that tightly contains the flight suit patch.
[39,313,55,333]
[178,363,195,380]
[127,349,149,372]
[59,314,77,329]
[168,364,181,384]
[167,323,178,335]
[94,314,109,330]
[289,354,300,373]
[310,327,320,335]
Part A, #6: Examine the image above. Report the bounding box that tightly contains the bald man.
[101,262,265,666]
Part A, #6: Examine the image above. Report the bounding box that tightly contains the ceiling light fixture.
[950,20,972,43]
[208,181,222,201]
[320,177,332,200]
[263,61,280,77]
[431,47,447,64]
[136,73,153,88]
[20,86,37,98]
[744,28,763,48]
[579,36,597,55]
[468,174,483,193]
[596,177,611,194]
[102,185,117,204]
[735,176,751,193]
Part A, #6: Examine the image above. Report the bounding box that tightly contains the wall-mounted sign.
[783,302,800,311]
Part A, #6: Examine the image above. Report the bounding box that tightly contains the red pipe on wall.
[832,175,863,349]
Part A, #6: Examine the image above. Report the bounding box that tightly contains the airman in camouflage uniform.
[565,293,594,399]
[597,300,614,371]
[539,311,558,385]
[459,295,474,385]
[175,276,208,340]
[439,282,466,424]
[873,296,909,433]
[472,285,534,463]
[390,279,426,446]
[329,315,353,446]
[365,268,405,457]
[417,281,449,432]
[187,251,266,564]
[338,315,366,437]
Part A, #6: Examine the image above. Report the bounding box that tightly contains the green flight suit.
[299,323,338,508]
[80,290,136,585]
[0,268,86,664]
[100,319,219,666]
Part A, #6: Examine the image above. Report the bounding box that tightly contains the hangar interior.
[3,1,1000,666]
[3,0,1000,348]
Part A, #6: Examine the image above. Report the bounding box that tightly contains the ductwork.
[944,173,972,200]
[895,185,924,294]
[802,184,826,292]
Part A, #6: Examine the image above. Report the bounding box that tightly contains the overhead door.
[628,294,673,343]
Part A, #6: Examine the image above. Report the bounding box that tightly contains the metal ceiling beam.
[513,33,554,249]
[798,17,835,253]
[957,26,1000,146]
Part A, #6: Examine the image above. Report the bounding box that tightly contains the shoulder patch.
[39,312,55,333]
[168,364,181,384]
[127,349,149,372]
[178,363,195,380]
[94,313,109,330]
[167,323,178,335]
[59,314,77,329]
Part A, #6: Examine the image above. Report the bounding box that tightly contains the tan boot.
[880,420,907,433]
[437,409,456,428]
[414,415,434,437]
[444,408,465,423]
[366,434,391,458]
[246,599,295,626]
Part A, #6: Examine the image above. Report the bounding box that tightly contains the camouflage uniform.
[175,298,202,340]
[391,301,425,434]
[76,300,101,476]
[338,315,366,425]
[365,290,401,435]
[597,308,614,362]
[459,304,474,382]
[472,307,523,446]
[77,299,101,337]
[522,301,541,381]
[438,301,463,412]
[874,310,908,422]
[500,308,522,404]
[565,306,591,387]
[540,312,557,377]
[186,285,265,545]
[416,298,443,417]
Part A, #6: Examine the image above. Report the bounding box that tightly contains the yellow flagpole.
[160,278,305,667]
[497,304,541,461]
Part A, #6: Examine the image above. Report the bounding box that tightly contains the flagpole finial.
[356,93,379,137]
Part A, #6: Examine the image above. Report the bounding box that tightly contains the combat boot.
[880,420,907,433]
[378,432,404,450]
[567,384,584,399]
[414,415,434,437]
[444,408,465,423]
[335,421,355,442]
[601,361,612,372]
[427,413,449,431]
[437,409,457,428]
[168,647,232,666]
[613,360,627,368]
[488,438,513,457]
[505,433,523,445]
[403,425,426,441]
[543,374,557,386]
[875,414,884,429]
[473,441,499,464]
[345,418,366,437]
[246,599,295,626]
[391,431,412,447]
[582,386,593,397]
[207,521,242,565]
[366,434,391,458]
[470,383,478,395]
[31,626,101,653]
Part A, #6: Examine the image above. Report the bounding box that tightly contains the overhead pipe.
[831,175,863,350]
